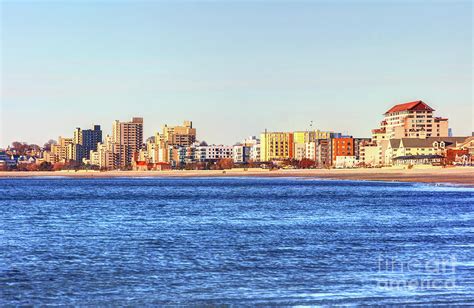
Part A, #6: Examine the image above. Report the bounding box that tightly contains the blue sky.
[1,0,472,147]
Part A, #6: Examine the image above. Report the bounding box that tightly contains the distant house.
[385,137,469,166]
[0,151,16,167]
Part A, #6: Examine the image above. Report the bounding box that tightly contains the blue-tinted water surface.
[0,178,473,305]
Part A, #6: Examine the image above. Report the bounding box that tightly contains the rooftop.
[385,100,434,114]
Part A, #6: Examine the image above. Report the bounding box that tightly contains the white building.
[359,143,383,167]
[335,156,357,169]
[233,145,251,163]
[294,143,306,161]
[242,136,260,146]
[194,145,233,161]
[250,144,261,162]
[305,142,316,160]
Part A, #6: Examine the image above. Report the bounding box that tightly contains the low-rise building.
[386,137,469,166]
[335,156,357,169]
[359,142,383,167]
[393,155,444,166]
[202,145,233,162]
[233,145,251,163]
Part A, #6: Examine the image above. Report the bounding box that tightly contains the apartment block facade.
[112,117,144,168]
[73,125,102,161]
[260,131,294,162]
[332,137,354,164]
[160,121,196,147]
[50,137,73,163]
[233,145,251,163]
[372,100,449,142]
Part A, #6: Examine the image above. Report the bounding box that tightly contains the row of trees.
[8,140,57,155]
[3,161,101,172]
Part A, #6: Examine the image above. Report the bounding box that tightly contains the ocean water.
[0,177,473,305]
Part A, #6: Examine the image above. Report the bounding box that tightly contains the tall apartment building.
[332,137,354,164]
[72,125,102,161]
[306,139,332,167]
[316,139,332,167]
[112,117,144,168]
[159,120,196,147]
[372,100,449,142]
[260,131,294,161]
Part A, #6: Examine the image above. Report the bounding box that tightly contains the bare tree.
[43,139,57,151]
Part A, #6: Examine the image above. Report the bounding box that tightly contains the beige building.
[88,135,117,169]
[260,131,294,162]
[146,140,169,163]
[159,120,196,147]
[88,118,143,169]
[458,137,474,156]
[294,143,306,161]
[112,117,143,150]
[50,137,74,163]
[112,117,144,168]
[359,142,383,167]
[293,130,332,161]
[372,100,449,141]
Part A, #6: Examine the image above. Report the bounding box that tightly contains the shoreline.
[1,167,473,186]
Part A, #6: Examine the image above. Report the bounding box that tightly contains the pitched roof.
[389,139,401,148]
[400,137,469,148]
[385,100,434,114]
[458,137,474,149]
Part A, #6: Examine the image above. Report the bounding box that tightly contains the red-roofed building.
[384,100,434,114]
[372,100,449,141]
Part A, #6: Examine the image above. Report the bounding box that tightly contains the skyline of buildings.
[0,100,470,149]
[1,99,474,170]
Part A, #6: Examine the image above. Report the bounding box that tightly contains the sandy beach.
[1,167,473,186]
